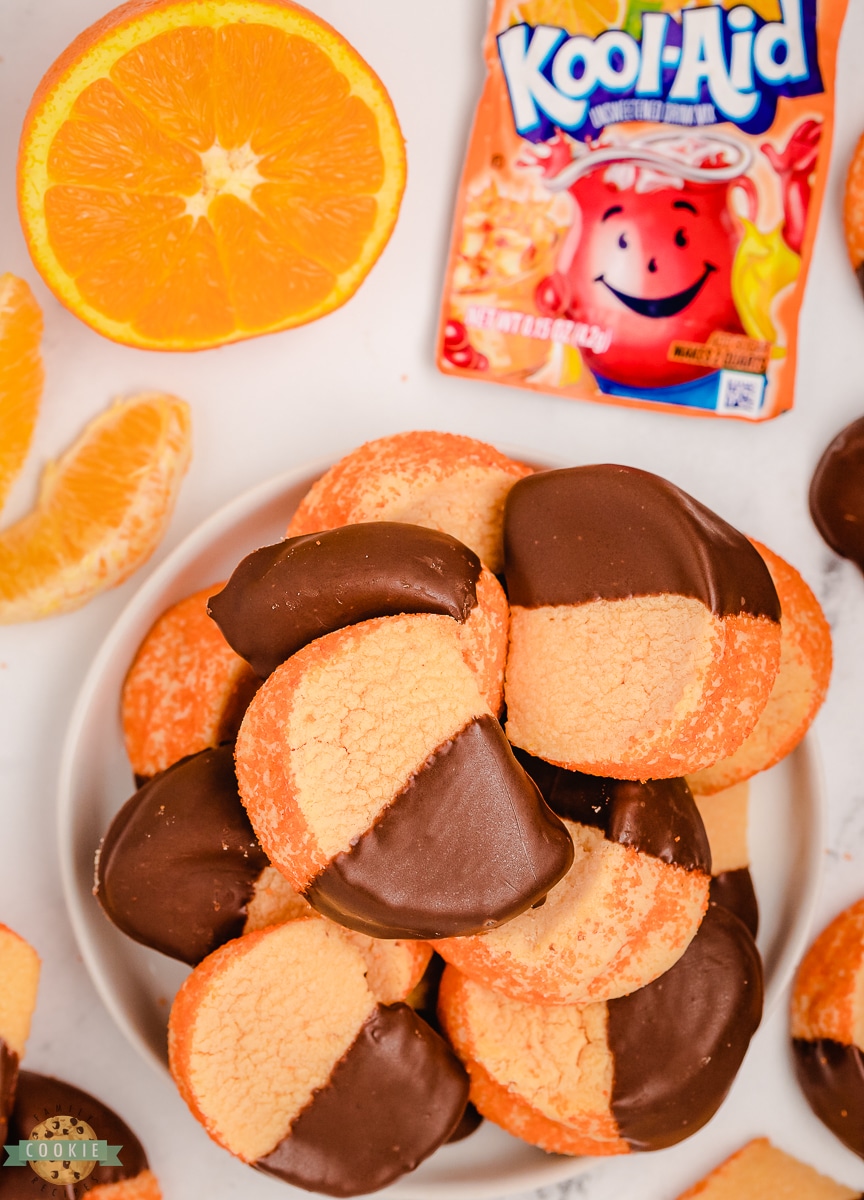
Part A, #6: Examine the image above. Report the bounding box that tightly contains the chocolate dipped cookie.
[95,745,283,964]
[234,613,572,939]
[695,781,759,938]
[438,904,763,1157]
[168,919,469,1197]
[791,898,864,1160]
[689,541,831,796]
[209,522,508,713]
[1,1072,160,1198]
[286,431,532,574]
[810,416,864,574]
[0,926,39,1146]
[94,745,431,990]
[437,763,711,1005]
[675,1138,861,1199]
[503,465,781,779]
[122,585,259,783]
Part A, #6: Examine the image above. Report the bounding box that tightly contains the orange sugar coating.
[675,1138,859,1199]
[169,919,377,1161]
[689,543,831,795]
[458,567,508,714]
[235,613,489,890]
[438,966,627,1157]
[791,899,864,1049]
[286,432,532,573]
[845,132,864,276]
[122,584,259,779]
[437,821,707,1005]
[505,597,780,779]
[695,782,750,874]
[89,1171,163,1200]
[0,923,40,1055]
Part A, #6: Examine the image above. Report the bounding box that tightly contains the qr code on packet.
[716,371,767,417]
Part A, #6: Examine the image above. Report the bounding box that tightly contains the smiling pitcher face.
[563,169,745,388]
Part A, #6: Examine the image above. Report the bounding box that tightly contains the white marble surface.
[2,1,864,1198]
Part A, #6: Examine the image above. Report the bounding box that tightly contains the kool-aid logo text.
[497,0,821,142]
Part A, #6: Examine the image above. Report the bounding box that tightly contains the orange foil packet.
[438,0,848,420]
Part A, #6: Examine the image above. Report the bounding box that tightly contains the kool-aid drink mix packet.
[438,0,847,419]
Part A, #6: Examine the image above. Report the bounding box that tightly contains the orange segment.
[0,275,44,516]
[0,393,191,622]
[18,0,406,351]
[110,26,217,152]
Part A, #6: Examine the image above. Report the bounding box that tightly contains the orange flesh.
[0,394,191,621]
[0,275,44,515]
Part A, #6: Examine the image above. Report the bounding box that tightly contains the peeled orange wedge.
[0,394,191,622]
[0,275,44,515]
[18,0,406,351]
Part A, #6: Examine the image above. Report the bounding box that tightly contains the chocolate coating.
[793,1038,864,1160]
[710,868,759,938]
[95,745,268,965]
[809,417,864,572]
[0,1039,18,1148]
[607,904,763,1150]
[504,465,780,620]
[1,1071,147,1195]
[209,522,482,677]
[513,750,711,873]
[405,954,485,1142]
[446,1103,484,1142]
[305,716,574,939]
[256,1003,469,1197]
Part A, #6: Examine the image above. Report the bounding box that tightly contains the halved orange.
[514,0,626,35]
[0,393,191,622]
[0,275,44,515]
[662,0,781,14]
[18,0,406,351]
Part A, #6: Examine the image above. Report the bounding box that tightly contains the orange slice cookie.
[18,0,406,350]
[688,542,831,795]
[503,465,782,779]
[208,522,508,713]
[695,781,759,938]
[286,431,533,574]
[438,905,763,1157]
[438,762,711,1005]
[791,898,864,1160]
[6,1072,161,1198]
[810,416,864,574]
[168,919,468,1195]
[234,613,572,938]
[121,585,259,783]
[845,132,864,297]
[675,1138,860,1199]
[0,925,40,1145]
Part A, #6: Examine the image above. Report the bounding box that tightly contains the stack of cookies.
[95,432,832,1196]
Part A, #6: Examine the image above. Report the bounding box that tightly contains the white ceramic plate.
[57,455,825,1200]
